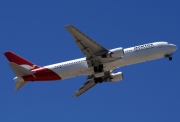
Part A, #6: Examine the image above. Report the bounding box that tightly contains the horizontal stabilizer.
[15,82,28,91]
[9,62,33,77]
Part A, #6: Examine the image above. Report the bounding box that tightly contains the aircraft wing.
[72,75,97,97]
[73,71,111,97]
[65,25,109,57]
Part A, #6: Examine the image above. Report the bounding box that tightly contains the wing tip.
[65,24,73,28]
[72,95,77,98]
[72,93,79,98]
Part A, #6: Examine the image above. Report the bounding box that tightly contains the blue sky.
[0,0,180,122]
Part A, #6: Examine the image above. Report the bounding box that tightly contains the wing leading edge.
[65,25,109,57]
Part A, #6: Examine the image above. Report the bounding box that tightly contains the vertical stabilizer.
[4,51,40,70]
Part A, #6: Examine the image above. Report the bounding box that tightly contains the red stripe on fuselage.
[23,67,61,81]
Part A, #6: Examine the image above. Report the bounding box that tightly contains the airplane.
[4,25,177,97]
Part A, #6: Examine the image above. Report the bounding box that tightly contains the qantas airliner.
[4,25,177,97]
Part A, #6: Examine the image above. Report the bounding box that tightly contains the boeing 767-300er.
[4,25,177,97]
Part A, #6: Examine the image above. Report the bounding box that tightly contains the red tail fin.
[4,51,40,70]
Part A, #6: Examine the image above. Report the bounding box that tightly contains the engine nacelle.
[108,47,124,58]
[109,72,124,82]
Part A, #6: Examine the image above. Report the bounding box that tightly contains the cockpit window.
[167,42,170,44]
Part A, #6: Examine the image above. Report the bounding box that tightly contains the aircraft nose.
[170,44,177,52]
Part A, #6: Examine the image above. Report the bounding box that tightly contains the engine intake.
[102,47,124,58]
[109,72,124,82]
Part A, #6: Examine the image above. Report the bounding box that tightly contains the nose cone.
[171,44,177,52]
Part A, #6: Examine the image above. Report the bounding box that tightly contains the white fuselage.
[43,42,177,80]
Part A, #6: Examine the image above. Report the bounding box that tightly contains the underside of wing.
[73,76,97,97]
[65,25,108,57]
[72,72,111,97]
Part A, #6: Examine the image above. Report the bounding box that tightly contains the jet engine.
[102,47,124,58]
[109,72,124,82]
